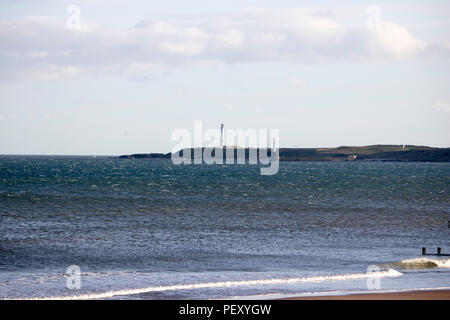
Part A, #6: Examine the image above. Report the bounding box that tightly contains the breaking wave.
[380,258,450,270]
[13,268,402,300]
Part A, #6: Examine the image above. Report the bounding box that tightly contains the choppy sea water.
[0,156,449,299]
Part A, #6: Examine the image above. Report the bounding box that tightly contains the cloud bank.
[0,8,448,81]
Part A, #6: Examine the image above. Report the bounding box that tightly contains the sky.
[0,0,449,155]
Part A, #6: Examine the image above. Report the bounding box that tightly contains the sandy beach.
[283,290,450,300]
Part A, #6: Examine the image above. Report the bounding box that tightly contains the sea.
[0,155,449,299]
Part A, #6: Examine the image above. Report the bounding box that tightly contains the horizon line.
[1,143,449,157]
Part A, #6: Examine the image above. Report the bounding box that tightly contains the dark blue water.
[0,156,449,299]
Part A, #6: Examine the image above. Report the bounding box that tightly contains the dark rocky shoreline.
[119,145,450,162]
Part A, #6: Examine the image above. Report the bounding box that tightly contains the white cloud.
[434,101,450,112]
[291,76,307,88]
[27,51,48,59]
[215,29,245,49]
[159,41,207,56]
[370,22,427,58]
[28,65,79,81]
[127,62,165,74]
[0,9,448,81]
[0,113,4,120]
[146,21,210,56]
[147,21,180,35]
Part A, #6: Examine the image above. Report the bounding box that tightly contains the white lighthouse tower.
[220,123,224,147]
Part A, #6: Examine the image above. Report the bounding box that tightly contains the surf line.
[16,269,402,300]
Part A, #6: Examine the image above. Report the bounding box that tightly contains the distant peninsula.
[119,145,450,162]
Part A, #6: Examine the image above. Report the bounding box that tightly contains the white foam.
[13,268,402,300]
[423,258,450,268]
[384,257,450,269]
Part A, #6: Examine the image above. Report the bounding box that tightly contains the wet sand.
[283,290,450,300]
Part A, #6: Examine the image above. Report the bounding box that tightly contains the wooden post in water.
[437,247,442,255]
[422,247,426,255]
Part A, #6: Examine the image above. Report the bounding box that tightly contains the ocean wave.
[0,270,150,287]
[12,268,402,300]
[379,258,450,270]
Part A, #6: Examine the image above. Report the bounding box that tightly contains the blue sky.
[0,0,449,155]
